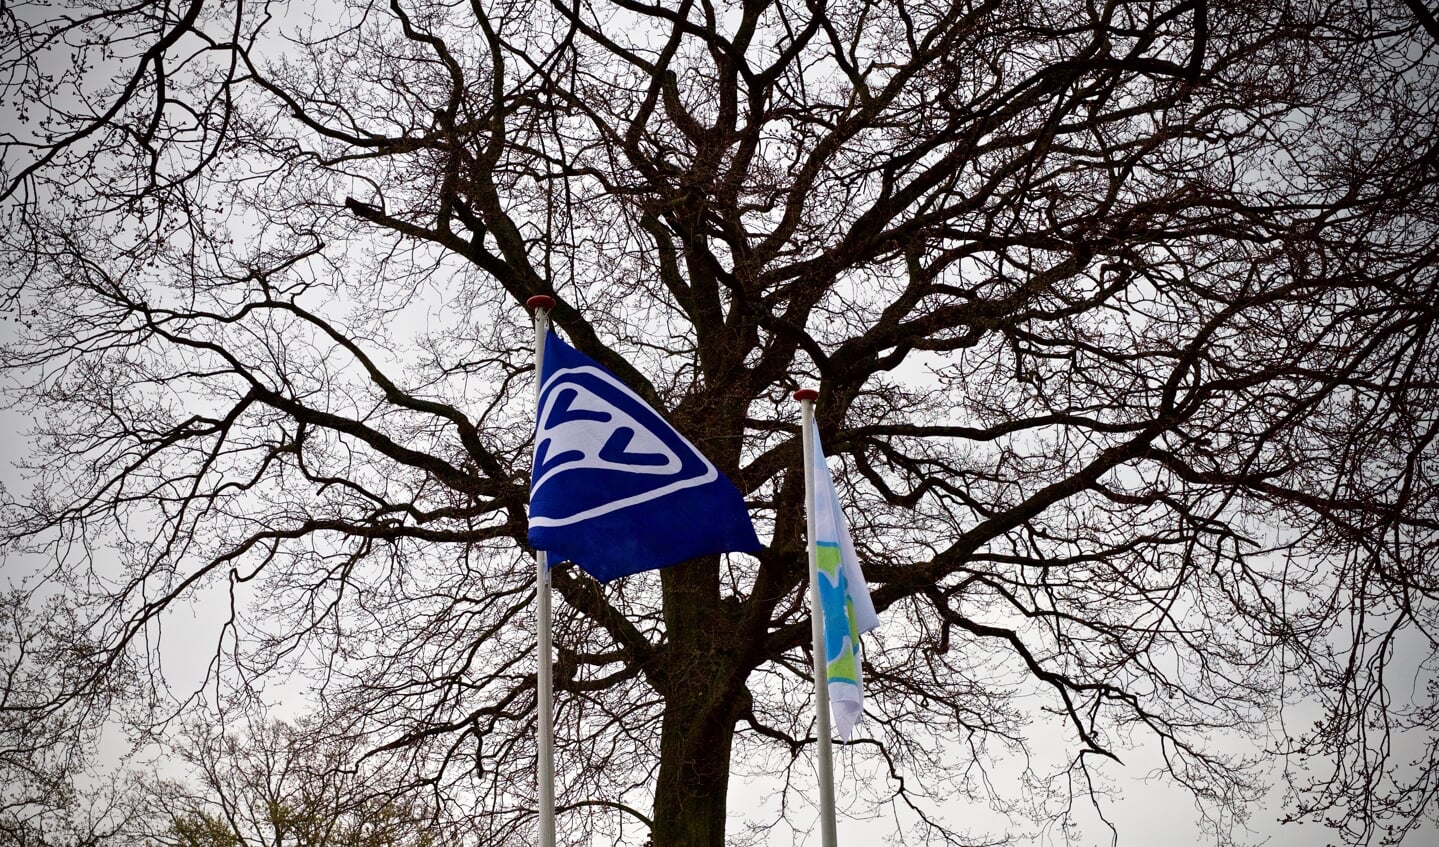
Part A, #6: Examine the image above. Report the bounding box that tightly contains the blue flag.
[528,331,761,582]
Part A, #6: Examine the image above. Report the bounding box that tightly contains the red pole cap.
[526,295,557,311]
[793,388,819,401]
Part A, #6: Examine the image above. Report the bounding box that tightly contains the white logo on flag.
[529,366,717,528]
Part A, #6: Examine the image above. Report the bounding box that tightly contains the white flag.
[809,420,880,741]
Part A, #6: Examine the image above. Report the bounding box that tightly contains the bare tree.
[129,717,451,847]
[2,1,1437,846]
[1,588,139,847]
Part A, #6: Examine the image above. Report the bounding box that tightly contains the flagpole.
[528,294,557,847]
[796,388,839,847]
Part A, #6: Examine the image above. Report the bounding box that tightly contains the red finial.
[526,295,557,310]
[793,388,819,401]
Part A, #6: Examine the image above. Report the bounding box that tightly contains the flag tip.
[527,295,557,311]
[793,388,819,401]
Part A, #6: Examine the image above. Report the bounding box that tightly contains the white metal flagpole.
[528,295,557,847]
[796,388,839,847]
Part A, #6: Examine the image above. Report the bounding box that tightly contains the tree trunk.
[649,690,736,847]
[648,560,744,847]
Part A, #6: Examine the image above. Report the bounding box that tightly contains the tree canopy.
[131,718,447,847]
[2,1,1437,845]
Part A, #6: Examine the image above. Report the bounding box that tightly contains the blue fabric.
[528,331,761,581]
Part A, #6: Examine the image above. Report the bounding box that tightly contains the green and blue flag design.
[528,330,760,582]
[809,419,880,742]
